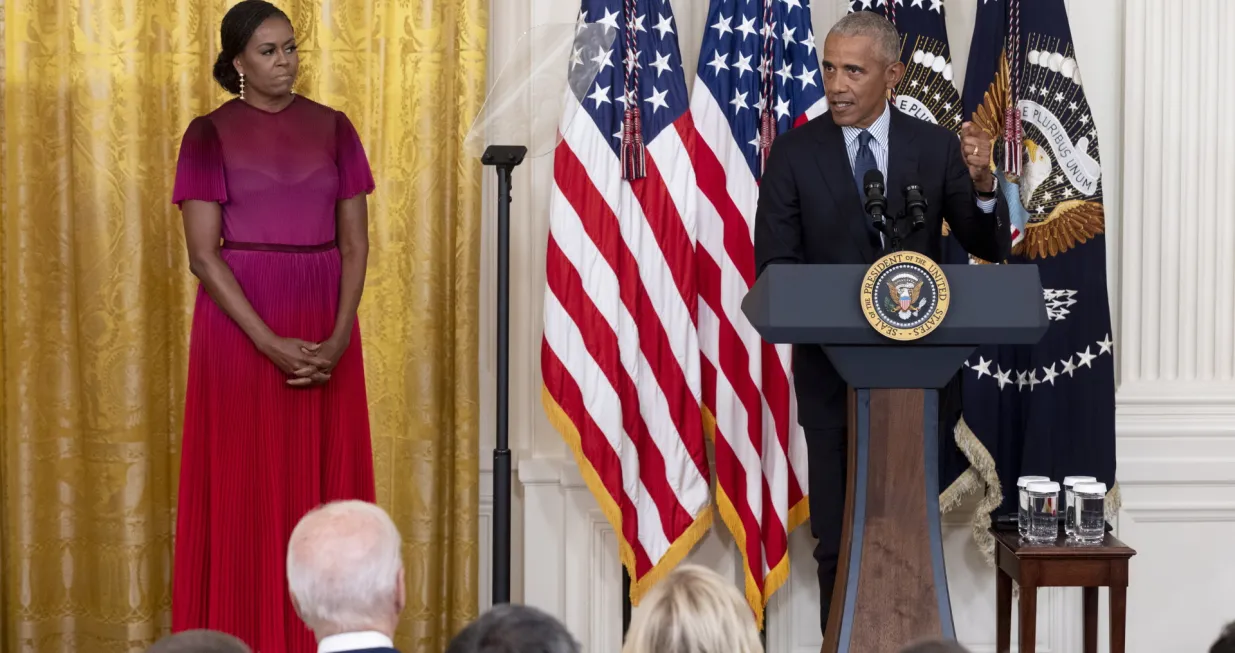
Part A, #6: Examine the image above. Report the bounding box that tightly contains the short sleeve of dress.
[335,111,376,199]
[171,116,228,207]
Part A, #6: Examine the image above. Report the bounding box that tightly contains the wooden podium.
[742,263,1048,653]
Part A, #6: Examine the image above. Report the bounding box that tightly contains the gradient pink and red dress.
[170,95,376,653]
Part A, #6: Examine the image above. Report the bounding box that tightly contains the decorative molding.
[1115,381,1235,443]
[1117,382,1235,404]
[586,511,621,653]
[1119,505,1235,523]
[479,469,494,612]
[516,456,562,486]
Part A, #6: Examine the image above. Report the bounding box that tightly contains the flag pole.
[482,144,527,606]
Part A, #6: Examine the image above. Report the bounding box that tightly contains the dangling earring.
[239,72,246,100]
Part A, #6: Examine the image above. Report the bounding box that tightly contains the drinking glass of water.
[1017,475,1050,538]
[1025,480,1060,543]
[1072,481,1107,543]
[1063,475,1097,537]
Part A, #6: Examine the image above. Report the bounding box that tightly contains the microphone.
[905,183,927,232]
[863,169,888,235]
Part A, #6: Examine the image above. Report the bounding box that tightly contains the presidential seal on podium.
[860,251,951,341]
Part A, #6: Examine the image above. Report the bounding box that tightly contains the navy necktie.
[852,130,881,249]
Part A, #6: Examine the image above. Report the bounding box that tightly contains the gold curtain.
[0,0,485,651]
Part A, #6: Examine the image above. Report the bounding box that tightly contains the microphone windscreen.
[863,169,884,190]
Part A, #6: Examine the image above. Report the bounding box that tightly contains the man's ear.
[395,566,407,614]
[886,60,906,90]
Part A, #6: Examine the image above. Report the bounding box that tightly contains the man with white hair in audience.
[286,500,405,653]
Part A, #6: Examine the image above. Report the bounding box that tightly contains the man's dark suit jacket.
[753,105,1011,431]
[334,648,398,653]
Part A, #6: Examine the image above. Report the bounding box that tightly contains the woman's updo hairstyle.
[212,0,289,94]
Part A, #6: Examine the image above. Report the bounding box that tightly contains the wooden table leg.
[1083,587,1098,653]
[1109,586,1127,653]
[1018,585,1037,653]
[996,570,1012,653]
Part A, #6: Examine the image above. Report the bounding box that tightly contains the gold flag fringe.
[540,385,714,605]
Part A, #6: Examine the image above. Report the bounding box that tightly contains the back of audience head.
[445,603,580,653]
[147,629,251,653]
[620,564,763,653]
[285,500,405,640]
[898,639,971,653]
[1212,621,1235,653]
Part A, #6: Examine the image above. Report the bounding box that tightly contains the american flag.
[540,0,713,603]
[687,0,825,626]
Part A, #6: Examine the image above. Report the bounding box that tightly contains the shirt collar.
[318,631,394,653]
[841,100,892,149]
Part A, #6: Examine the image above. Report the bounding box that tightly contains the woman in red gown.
[170,2,376,651]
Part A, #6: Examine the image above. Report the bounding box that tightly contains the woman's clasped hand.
[258,335,345,386]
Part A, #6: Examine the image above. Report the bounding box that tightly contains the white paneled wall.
[474,1,1235,651]
[1111,2,1235,651]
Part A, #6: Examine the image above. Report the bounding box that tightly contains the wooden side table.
[990,528,1136,653]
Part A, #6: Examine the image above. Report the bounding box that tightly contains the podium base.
[822,388,955,653]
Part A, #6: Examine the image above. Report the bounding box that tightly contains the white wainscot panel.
[1116,501,1235,653]
[1111,428,1235,653]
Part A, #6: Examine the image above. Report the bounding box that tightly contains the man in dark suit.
[753,10,1010,636]
[286,501,404,653]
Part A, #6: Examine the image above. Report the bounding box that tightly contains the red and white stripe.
[685,80,823,626]
[541,92,713,601]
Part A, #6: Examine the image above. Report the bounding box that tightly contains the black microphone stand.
[481,144,527,606]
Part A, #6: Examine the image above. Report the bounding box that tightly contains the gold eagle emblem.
[964,50,1106,262]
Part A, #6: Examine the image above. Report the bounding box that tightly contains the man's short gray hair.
[286,500,403,633]
[146,630,251,653]
[829,11,902,65]
[445,604,580,653]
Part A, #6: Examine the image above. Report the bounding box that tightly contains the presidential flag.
[687,0,824,626]
[541,0,713,603]
[950,0,1118,548]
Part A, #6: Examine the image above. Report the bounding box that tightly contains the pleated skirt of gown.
[171,247,376,653]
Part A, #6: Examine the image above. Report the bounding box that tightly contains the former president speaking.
[751,11,1011,637]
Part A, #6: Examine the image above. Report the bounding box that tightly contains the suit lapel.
[810,116,877,263]
[886,108,920,229]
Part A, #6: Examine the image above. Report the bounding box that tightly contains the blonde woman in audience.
[621,564,763,653]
